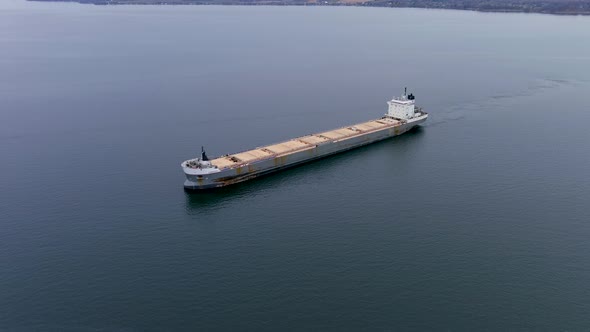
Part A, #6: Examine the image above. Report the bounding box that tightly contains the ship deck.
[210,117,401,170]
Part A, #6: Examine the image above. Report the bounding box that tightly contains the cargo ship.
[182,89,427,190]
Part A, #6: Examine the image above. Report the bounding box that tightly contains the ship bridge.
[387,88,418,120]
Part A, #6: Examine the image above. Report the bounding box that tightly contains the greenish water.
[1,2,590,330]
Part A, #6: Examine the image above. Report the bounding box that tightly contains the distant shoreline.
[27,0,590,15]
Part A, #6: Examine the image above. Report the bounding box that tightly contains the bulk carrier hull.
[183,113,427,190]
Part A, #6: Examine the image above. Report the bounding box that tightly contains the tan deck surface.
[233,149,273,163]
[298,135,329,145]
[355,123,378,131]
[380,118,400,124]
[265,140,309,154]
[211,157,237,169]
[210,117,401,169]
[363,121,386,128]
[320,128,356,140]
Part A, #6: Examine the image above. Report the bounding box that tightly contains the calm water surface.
[1,2,590,330]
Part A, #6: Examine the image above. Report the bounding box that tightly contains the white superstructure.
[387,88,418,120]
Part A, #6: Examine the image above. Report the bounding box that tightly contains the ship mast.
[201,146,209,161]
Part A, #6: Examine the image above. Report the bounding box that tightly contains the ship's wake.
[424,78,586,127]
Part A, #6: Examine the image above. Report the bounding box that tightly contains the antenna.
[201,146,209,161]
[404,87,407,96]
